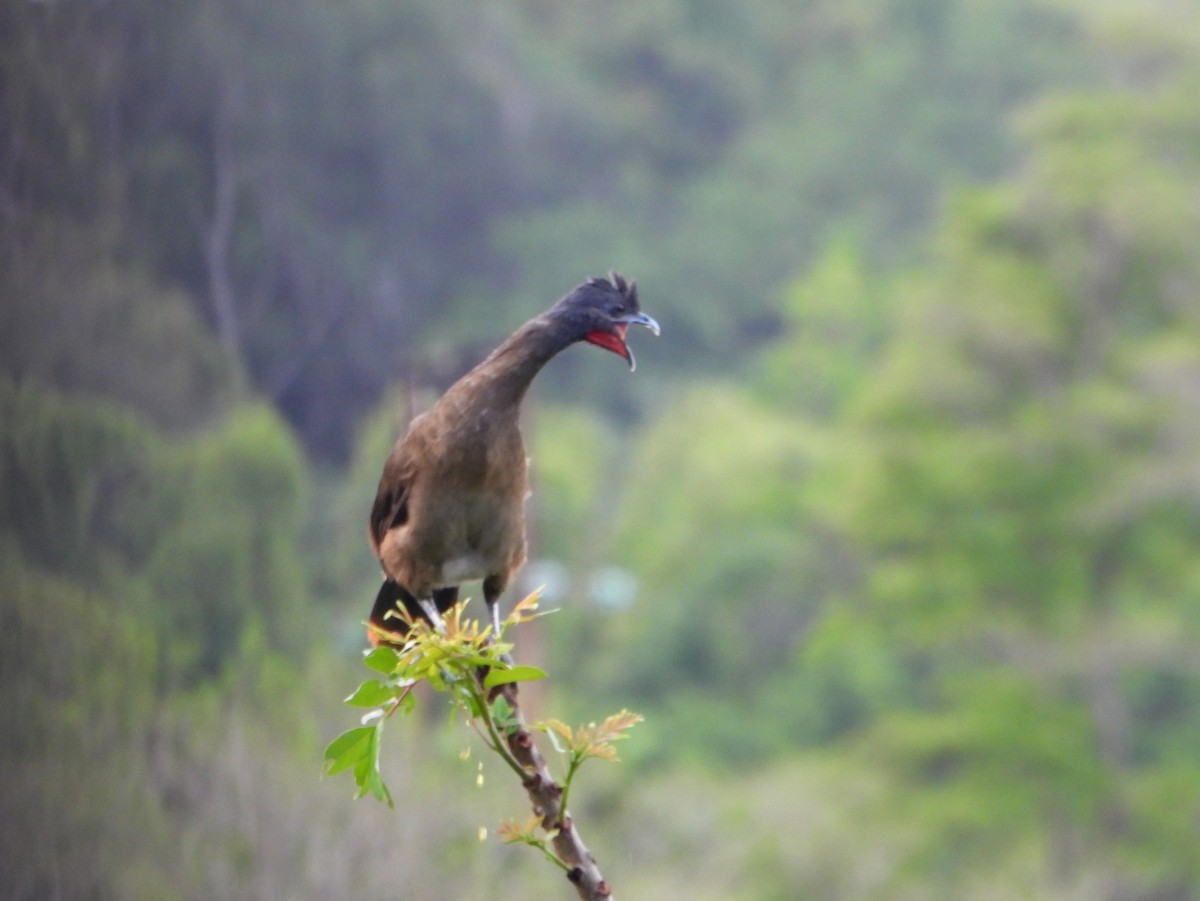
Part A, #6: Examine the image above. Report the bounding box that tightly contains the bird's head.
[548,272,661,371]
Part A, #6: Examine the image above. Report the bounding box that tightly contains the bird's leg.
[417,596,447,632]
[488,598,503,638]
[482,575,513,666]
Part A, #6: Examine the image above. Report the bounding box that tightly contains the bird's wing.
[368,440,418,558]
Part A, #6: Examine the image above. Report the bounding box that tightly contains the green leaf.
[363,646,400,674]
[348,725,392,804]
[323,726,374,775]
[460,653,502,669]
[353,745,373,791]
[491,695,519,733]
[344,679,395,707]
[366,769,394,807]
[491,695,514,721]
[543,727,566,755]
[484,664,547,689]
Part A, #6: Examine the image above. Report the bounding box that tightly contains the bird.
[366,272,659,646]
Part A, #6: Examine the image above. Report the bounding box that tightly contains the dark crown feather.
[587,271,638,306]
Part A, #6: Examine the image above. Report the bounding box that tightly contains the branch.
[489,678,612,900]
[324,593,639,900]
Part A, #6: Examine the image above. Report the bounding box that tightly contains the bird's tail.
[367,579,459,647]
[367,579,417,647]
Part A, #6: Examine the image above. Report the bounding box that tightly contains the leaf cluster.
[323,595,546,804]
[324,591,641,881]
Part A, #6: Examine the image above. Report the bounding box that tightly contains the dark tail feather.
[367,579,417,646]
[367,580,460,646]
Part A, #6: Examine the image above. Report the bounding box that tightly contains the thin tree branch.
[486,678,614,901]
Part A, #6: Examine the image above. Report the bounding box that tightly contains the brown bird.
[367,272,659,645]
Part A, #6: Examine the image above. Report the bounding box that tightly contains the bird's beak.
[619,311,661,337]
[624,312,660,372]
[585,312,660,371]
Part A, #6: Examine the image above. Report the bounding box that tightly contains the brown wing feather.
[368,446,416,556]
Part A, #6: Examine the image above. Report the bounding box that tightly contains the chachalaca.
[367,272,659,645]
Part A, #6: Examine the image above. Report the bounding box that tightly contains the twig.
[468,679,530,780]
[486,678,614,901]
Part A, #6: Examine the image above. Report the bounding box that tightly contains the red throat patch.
[584,326,630,361]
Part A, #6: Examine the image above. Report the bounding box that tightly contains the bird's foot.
[418,597,447,632]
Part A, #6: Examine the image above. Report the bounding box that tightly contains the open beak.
[620,311,661,337]
[585,312,661,371]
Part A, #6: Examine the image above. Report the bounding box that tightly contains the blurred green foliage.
[6,0,1200,898]
[1,0,1095,458]
[0,547,163,900]
[144,405,309,674]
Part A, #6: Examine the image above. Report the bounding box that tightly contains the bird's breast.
[435,552,489,586]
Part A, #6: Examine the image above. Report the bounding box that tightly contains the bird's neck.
[462,315,574,409]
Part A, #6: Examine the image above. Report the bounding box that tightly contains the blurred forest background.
[4,0,1200,897]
